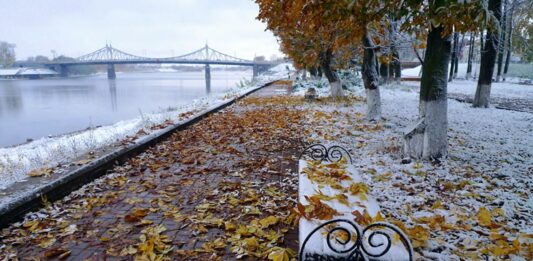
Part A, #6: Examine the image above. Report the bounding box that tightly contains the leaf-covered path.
[1,83,306,260]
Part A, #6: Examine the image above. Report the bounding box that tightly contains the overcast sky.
[0,0,281,60]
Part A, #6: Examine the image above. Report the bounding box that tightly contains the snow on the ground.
[402,62,533,82]
[401,64,533,112]
[293,77,533,259]
[0,65,290,190]
[448,80,533,100]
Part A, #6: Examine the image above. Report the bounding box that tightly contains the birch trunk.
[474,0,502,108]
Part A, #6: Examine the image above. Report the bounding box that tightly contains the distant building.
[0,67,58,79]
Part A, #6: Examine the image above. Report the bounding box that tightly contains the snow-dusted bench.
[298,144,413,261]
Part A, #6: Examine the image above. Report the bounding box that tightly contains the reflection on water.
[0,81,23,117]
[0,71,251,147]
[109,80,117,112]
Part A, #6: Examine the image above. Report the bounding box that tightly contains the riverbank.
[0,66,292,190]
[0,82,305,260]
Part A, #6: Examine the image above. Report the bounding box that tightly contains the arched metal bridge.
[37,44,278,81]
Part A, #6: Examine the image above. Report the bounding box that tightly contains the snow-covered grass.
[403,62,533,82]
[293,75,532,259]
[401,64,533,113]
[0,64,291,190]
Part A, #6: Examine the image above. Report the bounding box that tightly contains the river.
[0,70,252,148]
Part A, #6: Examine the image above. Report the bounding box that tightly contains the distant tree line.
[0,41,16,68]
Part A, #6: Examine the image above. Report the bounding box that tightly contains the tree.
[256,0,353,98]
[389,17,402,82]
[0,41,16,68]
[256,0,392,119]
[449,32,459,82]
[466,32,476,80]
[402,0,486,160]
[347,1,395,120]
[495,0,508,82]
[503,0,516,81]
[474,0,502,108]
[362,29,381,120]
[511,0,532,62]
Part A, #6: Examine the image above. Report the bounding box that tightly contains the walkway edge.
[0,80,278,228]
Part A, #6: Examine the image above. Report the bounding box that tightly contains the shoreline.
[0,79,280,228]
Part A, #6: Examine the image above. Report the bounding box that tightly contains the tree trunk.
[480,30,485,51]
[319,49,343,97]
[379,61,389,84]
[309,67,317,77]
[454,33,464,78]
[374,55,380,79]
[394,60,402,82]
[503,1,514,81]
[403,24,451,160]
[466,33,475,80]
[474,0,502,108]
[361,30,381,121]
[449,32,459,82]
[390,18,402,82]
[496,0,507,82]
[390,47,401,82]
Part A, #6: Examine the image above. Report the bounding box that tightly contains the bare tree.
[0,41,16,68]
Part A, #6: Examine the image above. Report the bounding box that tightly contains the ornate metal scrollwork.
[299,219,413,261]
[299,144,353,164]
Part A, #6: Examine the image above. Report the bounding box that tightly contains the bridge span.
[30,44,278,90]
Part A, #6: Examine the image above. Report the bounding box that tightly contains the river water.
[0,70,251,148]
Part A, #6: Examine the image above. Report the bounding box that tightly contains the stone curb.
[0,80,278,228]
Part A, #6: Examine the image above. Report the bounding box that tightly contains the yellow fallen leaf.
[243,237,259,251]
[352,209,372,226]
[120,245,137,256]
[477,207,492,227]
[225,222,237,231]
[407,225,429,248]
[28,167,53,177]
[267,247,295,261]
[38,237,56,248]
[259,216,279,228]
[431,200,442,210]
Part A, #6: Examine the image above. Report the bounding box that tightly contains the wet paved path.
[0,83,305,260]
